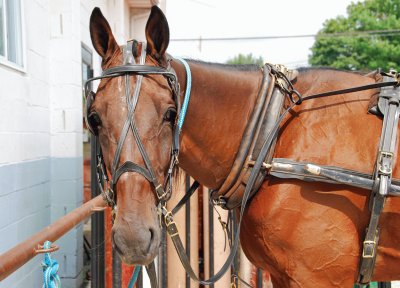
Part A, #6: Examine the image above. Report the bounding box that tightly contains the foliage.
[309,0,400,72]
[226,53,264,66]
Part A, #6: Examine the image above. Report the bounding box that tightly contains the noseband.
[84,40,190,215]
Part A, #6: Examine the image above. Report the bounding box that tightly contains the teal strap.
[128,266,142,288]
[174,57,192,131]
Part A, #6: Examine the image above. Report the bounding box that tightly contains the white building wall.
[0,1,163,287]
[0,0,51,287]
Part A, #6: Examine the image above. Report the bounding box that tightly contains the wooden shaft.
[0,195,106,280]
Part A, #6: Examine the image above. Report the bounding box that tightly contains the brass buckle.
[362,240,376,259]
[164,210,179,237]
[156,184,168,200]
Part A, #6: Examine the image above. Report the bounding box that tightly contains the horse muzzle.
[111,215,160,265]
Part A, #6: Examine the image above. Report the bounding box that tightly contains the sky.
[165,0,356,68]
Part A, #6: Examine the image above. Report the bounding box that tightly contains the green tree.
[309,0,400,72]
[226,53,264,66]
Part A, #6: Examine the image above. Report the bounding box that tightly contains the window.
[81,43,93,143]
[0,0,24,68]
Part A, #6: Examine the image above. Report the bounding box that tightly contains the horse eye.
[88,112,102,135]
[163,108,177,125]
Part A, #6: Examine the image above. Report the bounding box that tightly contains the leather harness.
[85,39,400,287]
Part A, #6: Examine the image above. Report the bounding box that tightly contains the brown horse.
[88,6,400,287]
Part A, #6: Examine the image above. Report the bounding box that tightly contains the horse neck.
[171,60,263,189]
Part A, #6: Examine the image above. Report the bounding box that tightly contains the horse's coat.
[89,6,400,287]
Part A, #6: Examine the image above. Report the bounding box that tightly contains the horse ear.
[90,7,118,62]
[145,6,170,62]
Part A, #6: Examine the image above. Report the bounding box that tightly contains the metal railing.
[0,194,106,281]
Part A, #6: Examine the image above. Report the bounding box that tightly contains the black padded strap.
[102,64,177,82]
[112,161,153,184]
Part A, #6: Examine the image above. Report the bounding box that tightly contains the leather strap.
[358,74,400,284]
[145,261,158,288]
[171,181,200,215]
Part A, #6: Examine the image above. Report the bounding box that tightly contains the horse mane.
[187,59,262,72]
[297,66,366,75]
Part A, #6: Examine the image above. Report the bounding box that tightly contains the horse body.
[175,64,400,286]
[88,6,400,287]
[241,70,400,287]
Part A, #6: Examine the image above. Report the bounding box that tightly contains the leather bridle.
[84,41,181,213]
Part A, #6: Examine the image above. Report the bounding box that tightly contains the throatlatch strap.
[358,73,400,284]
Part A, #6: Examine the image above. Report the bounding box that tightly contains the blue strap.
[42,241,61,288]
[128,266,142,288]
[174,57,192,131]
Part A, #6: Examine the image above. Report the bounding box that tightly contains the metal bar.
[232,210,239,287]
[91,136,105,288]
[137,266,143,288]
[257,269,263,288]
[159,228,167,288]
[208,189,214,288]
[112,250,122,288]
[0,195,106,281]
[185,174,191,288]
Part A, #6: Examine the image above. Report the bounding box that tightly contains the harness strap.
[145,262,158,288]
[358,74,400,284]
[269,158,400,194]
[171,181,200,215]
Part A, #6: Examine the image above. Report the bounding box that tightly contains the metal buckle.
[378,151,394,175]
[164,210,179,237]
[362,240,376,258]
[155,184,168,200]
[212,196,227,208]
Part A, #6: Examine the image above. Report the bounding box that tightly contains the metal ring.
[290,89,303,105]
[34,243,60,254]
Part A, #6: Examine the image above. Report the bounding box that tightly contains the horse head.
[88,6,176,265]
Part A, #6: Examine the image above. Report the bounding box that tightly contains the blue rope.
[41,241,61,288]
[128,266,142,288]
[174,57,192,132]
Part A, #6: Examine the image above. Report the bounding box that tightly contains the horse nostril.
[149,228,154,242]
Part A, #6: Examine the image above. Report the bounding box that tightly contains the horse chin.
[112,221,161,266]
[113,237,160,266]
[117,247,159,266]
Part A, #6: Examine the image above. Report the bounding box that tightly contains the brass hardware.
[362,240,376,258]
[34,243,59,254]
